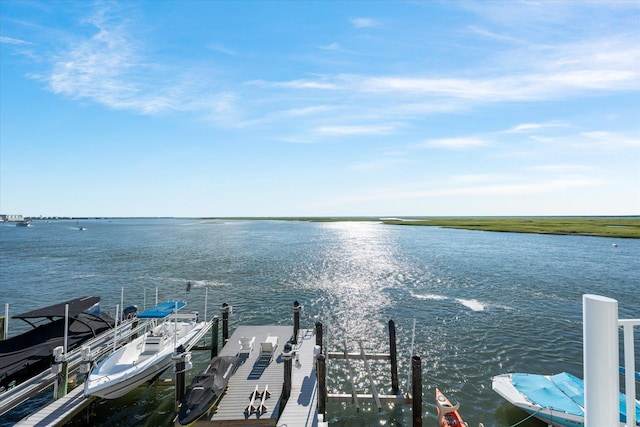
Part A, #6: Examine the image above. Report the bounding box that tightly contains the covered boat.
[0,296,114,391]
[84,301,205,400]
[177,355,239,426]
[492,372,640,427]
[436,388,468,427]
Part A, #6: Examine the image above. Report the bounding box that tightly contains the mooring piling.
[292,301,303,344]
[317,353,327,418]
[315,321,323,353]
[280,341,294,414]
[52,346,68,399]
[221,303,230,344]
[211,316,219,358]
[172,350,191,412]
[411,355,422,427]
[388,319,399,394]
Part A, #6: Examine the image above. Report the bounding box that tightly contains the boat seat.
[238,336,255,354]
[142,336,163,354]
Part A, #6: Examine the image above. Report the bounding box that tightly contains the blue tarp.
[512,373,584,416]
[137,301,186,318]
[513,372,640,425]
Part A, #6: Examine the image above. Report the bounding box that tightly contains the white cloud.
[351,18,378,29]
[423,137,490,150]
[0,36,31,45]
[503,122,567,133]
[316,124,395,136]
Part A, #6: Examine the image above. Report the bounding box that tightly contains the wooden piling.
[317,353,327,418]
[174,355,186,412]
[315,321,323,352]
[388,319,399,393]
[280,342,293,414]
[211,316,219,358]
[292,301,302,344]
[221,303,230,344]
[411,356,422,427]
[0,316,5,341]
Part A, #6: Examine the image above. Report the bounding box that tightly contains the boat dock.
[0,316,147,417]
[10,317,215,427]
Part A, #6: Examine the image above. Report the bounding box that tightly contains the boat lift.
[0,314,148,416]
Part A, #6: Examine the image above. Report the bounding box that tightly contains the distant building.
[0,214,25,222]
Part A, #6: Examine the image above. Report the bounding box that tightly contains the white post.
[583,294,619,427]
[204,288,208,322]
[620,320,637,427]
[155,288,158,306]
[113,304,119,353]
[121,287,124,312]
[64,304,69,355]
[4,303,8,339]
[143,288,146,310]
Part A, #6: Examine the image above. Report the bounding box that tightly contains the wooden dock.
[14,386,93,427]
[192,325,292,426]
[189,324,321,426]
[277,328,322,427]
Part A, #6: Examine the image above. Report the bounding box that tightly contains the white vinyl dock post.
[583,294,619,427]
[3,303,8,340]
[620,319,638,427]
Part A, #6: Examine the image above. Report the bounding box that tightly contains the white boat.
[492,372,640,427]
[84,301,205,399]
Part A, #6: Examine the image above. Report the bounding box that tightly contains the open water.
[0,218,638,426]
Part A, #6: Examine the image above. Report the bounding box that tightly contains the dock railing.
[583,294,639,427]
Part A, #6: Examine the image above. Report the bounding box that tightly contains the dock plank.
[15,386,93,427]
[277,329,320,427]
[192,325,293,426]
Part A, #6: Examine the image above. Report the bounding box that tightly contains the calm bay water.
[0,218,638,426]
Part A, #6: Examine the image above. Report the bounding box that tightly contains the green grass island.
[211,217,640,239]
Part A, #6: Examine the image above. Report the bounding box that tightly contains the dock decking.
[14,385,93,427]
[190,325,320,426]
[277,328,321,427]
[194,325,291,426]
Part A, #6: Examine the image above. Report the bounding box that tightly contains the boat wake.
[412,292,487,312]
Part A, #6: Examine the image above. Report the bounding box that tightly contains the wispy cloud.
[351,18,378,29]
[0,36,31,45]
[422,137,490,150]
[208,43,236,56]
[503,121,567,133]
[316,124,395,136]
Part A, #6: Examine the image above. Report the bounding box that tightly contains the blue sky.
[1,1,639,217]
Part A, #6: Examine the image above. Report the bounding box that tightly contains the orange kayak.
[436,388,468,427]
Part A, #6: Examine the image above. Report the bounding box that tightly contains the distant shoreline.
[206,216,640,239]
[9,216,640,239]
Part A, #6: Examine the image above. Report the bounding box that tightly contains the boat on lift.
[492,372,640,426]
[0,296,114,391]
[84,301,205,400]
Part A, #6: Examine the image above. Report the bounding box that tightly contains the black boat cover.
[178,355,239,425]
[13,296,100,319]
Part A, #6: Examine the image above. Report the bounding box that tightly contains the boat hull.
[492,373,639,427]
[0,300,114,390]
[85,316,205,400]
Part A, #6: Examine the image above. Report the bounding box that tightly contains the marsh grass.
[213,216,640,238]
[379,217,640,239]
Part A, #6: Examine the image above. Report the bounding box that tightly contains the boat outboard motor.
[122,305,138,320]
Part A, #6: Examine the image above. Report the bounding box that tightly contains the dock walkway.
[190,325,321,427]
[197,325,292,426]
[277,328,321,427]
[14,386,92,427]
